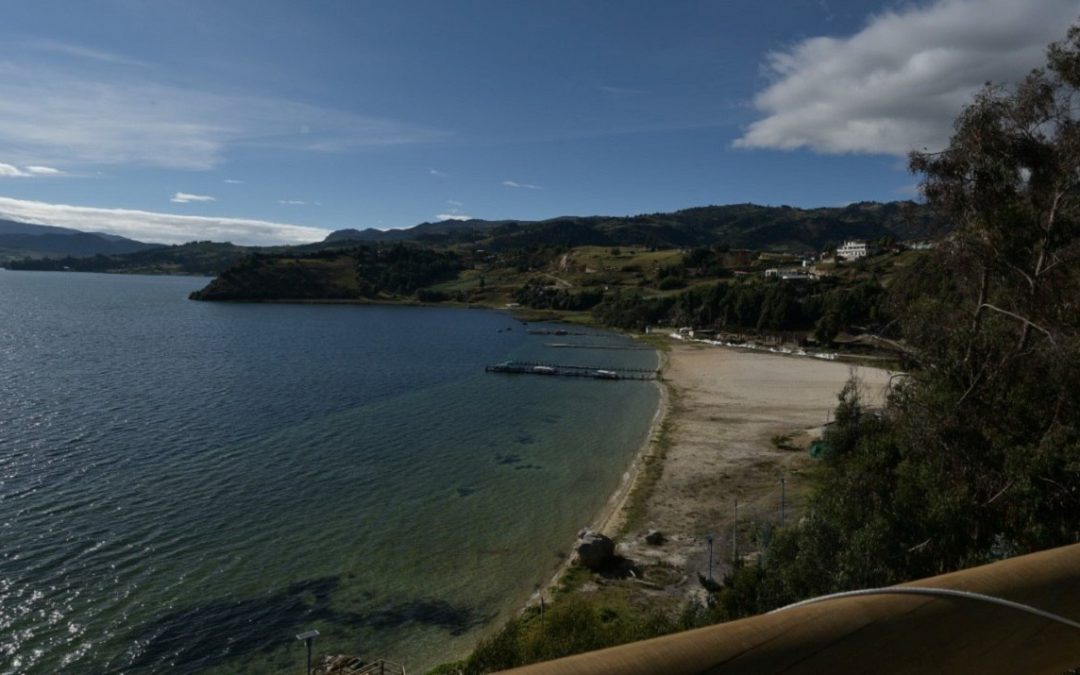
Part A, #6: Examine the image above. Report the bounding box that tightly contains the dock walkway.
[485,360,657,381]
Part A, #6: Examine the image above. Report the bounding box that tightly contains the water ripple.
[0,272,658,673]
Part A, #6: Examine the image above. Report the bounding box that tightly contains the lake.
[0,271,658,674]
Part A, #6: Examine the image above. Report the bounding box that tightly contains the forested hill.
[325,200,941,251]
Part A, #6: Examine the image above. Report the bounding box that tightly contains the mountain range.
[2,200,944,273]
[324,201,942,251]
[0,219,157,261]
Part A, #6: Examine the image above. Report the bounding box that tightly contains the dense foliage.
[189,244,461,301]
[353,244,461,297]
[588,276,888,341]
[512,279,604,311]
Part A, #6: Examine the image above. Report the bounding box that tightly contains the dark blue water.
[0,272,658,674]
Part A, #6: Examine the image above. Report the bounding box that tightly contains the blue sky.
[0,0,1076,244]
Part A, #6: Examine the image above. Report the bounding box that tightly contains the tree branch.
[982,479,1015,506]
[978,303,1057,346]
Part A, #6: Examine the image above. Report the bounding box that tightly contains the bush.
[416,289,450,302]
[657,276,687,290]
[433,595,677,674]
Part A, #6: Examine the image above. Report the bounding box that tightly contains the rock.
[575,530,615,570]
[644,529,665,546]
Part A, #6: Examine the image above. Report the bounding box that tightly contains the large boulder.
[644,529,665,546]
[575,530,615,570]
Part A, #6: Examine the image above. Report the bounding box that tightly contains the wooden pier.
[526,329,599,336]
[485,360,657,381]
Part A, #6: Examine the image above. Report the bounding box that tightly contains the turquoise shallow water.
[0,271,658,674]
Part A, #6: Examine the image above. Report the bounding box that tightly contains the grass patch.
[427,573,687,675]
[618,382,678,535]
[635,332,673,352]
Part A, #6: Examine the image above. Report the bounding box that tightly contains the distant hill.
[324,218,512,244]
[0,219,84,236]
[0,218,157,260]
[4,241,252,276]
[324,201,943,251]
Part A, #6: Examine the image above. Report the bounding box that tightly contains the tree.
[711,23,1080,622]
[897,26,1080,558]
[909,27,1080,361]
[813,311,841,345]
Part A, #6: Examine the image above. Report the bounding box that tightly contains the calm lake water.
[0,271,658,674]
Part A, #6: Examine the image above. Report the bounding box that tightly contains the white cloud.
[735,0,1080,155]
[223,178,244,184]
[278,199,307,205]
[171,192,216,203]
[0,162,63,177]
[437,213,472,221]
[0,62,449,170]
[429,168,447,176]
[502,180,542,190]
[25,165,62,175]
[447,199,464,206]
[0,195,330,246]
[0,163,27,177]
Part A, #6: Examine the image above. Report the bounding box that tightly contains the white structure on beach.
[836,239,873,260]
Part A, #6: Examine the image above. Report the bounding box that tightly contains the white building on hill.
[836,239,873,260]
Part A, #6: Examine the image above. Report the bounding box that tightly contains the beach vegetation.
[588,275,889,337]
[428,590,679,675]
[619,387,677,535]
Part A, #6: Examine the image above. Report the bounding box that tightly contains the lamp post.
[296,629,320,675]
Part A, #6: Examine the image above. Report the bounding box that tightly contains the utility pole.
[732,498,739,561]
[705,532,715,581]
[779,474,786,524]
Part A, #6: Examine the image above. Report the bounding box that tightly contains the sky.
[0,0,1077,245]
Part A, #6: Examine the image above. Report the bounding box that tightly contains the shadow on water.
[101,576,492,673]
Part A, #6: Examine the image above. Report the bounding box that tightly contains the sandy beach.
[600,339,893,595]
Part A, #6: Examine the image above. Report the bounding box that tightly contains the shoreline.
[527,344,671,607]
[525,338,894,616]
[594,348,670,538]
